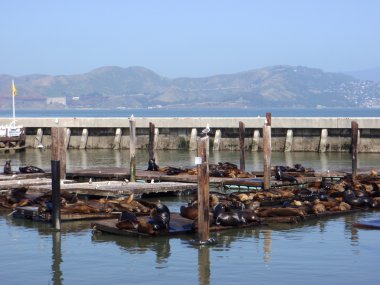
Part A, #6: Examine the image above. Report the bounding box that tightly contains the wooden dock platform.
[93,213,194,236]
[0,177,53,191]
[66,167,323,190]
[28,180,197,197]
[13,206,119,222]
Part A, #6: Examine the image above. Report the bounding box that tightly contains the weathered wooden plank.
[13,206,118,222]
[0,177,53,190]
[28,181,197,197]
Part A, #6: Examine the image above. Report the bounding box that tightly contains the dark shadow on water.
[91,232,172,264]
[52,231,63,285]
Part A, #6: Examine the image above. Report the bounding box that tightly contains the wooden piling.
[239,121,245,172]
[51,127,66,179]
[263,113,272,190]
[148,122,156,162]
[197,136,210,242]
[51,160,61,230]
[351,121,358,181]
[129,117,136,182]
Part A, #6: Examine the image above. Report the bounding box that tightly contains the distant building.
[47,97,67,105]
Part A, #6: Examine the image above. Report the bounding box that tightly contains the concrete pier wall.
[1,117,380,152]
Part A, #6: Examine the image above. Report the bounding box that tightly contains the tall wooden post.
[51,160,61,230]
[51,127,66,179]
[351,121,358,181]
[129,117,136,182]
[148,122,155,162]
[263,113,272,190]
[239,121,245,172]
[197,136,210,242]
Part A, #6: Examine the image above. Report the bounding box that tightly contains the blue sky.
[1,0,379,77]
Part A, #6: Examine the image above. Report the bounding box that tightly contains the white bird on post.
[201,123,210,137]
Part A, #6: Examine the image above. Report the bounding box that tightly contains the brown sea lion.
[312,203,326,214]
[116,212,139,230]
[257,207,306,218]
[137,220,156,235]
[180,205,198,220]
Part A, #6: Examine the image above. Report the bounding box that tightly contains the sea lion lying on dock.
[275,166,298,183]
[213,203,260,226]
[19,165,44,173]
[257,207,306,218]
[180,205,198,220]
[116,212,139,230]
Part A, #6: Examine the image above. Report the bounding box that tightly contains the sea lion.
[116,212,139,230]
[19,165,44,173]
[147,158,159,171]
[149,201,170,231]
[137,220,157,235]
[257,207,306,218]
[180,205,198,220]
[213,203,260,226]
[312,203,326,214]
[3,160,11,175]
[275,166,298,183]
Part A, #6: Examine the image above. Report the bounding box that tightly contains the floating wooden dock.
[0,173,47,181]
[28,180,197,197]
[0,177,53,191]
[93,213,194,236]
[92,208,368,238]
[13,206,119,222]
[66,167,324,190]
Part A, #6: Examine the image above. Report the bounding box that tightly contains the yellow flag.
[12,80,17,96]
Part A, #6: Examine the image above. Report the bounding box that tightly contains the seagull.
[201,123,210,137]
[150,178,155,184]
[89,178,92,184]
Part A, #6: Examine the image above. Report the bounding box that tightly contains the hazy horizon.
[1,0,379,78]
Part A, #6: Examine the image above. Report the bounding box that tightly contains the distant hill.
[345,67,380,82]
[1,65,380,109]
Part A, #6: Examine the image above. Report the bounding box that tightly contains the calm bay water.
[1,149,380,285]
[1,108,380,285]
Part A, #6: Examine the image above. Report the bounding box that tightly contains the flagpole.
[12,80,16,127]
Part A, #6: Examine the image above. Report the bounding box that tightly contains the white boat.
[0,81,26,152]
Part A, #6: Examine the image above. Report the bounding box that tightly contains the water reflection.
[198,246,210,285]
[262,229,272,263]
[91,233,171,265]
[52,231,63,285]
[4,148,380,172]
[114,150,121,167]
